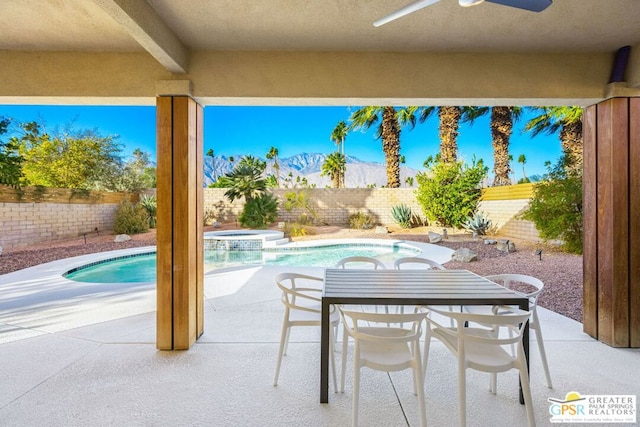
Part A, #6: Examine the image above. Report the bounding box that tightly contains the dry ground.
[0,223,583,322]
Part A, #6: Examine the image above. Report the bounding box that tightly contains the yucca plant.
[139,194,157,228]
[463,211,492,236]
[391,203,413,229]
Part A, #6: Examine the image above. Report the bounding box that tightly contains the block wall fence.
[1,183,540,251]
[0,186,136,251]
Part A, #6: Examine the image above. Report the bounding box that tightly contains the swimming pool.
[64,243,421,283]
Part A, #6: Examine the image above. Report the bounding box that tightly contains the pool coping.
[1,238,454,286]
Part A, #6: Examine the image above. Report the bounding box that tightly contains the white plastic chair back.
[484,274,552,389]
[335,256,386,270]
[339,307,427,427]
[273,273,339,392]
[424,305,535,427]
[393,257,445,270]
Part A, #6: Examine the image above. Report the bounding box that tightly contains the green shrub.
[463,211,492,236]
[238,193,279,229]
[391,204,413,229]
[521,158,582,254]
[139,194,157,228]
[415,157,488,228]
[113,199,149,235]
[203,207,216,226]
[284,222,309,237]
[283,190,317,225]
[348,211,375,230]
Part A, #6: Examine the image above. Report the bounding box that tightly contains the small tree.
[0,117,24,187]
[415,156,488,228]
[521,157,582,253]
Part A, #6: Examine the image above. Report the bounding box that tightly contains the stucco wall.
[477,199,541,242]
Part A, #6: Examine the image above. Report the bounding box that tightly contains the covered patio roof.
[1,0,639,106]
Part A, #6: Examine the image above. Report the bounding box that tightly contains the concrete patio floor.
[1,252,639,426]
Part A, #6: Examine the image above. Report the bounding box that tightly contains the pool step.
[263,233,290,248]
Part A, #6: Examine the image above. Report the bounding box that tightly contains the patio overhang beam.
[0,50,633,106]
[93,0,189,74]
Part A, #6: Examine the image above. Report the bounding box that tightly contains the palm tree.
[206,148,216,182]
[320,151,346,188]
[525,106,583,175]
[330,121,348,187]
[463,106,522,186]
[418,106,482,164]
[331,121,348,156]
[265,146,280,188]
[219,157,266,203]
[348,106,417,188]
[518,154,528,183]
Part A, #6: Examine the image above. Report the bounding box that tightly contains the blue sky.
[0,105,562,179]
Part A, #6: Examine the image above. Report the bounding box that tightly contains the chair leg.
[273,321,289,386]
[532,310,553,389]
[330,327,338,393]
[458,358,467,427]
[414,346,428,427]
[352,350,361,427]
[283,326,292,356]
[489,372,497,394]
[517,353,537,427]
[422,330,432,384]
[341,325,349,393]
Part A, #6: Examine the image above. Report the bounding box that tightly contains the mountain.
[203,153,421,188]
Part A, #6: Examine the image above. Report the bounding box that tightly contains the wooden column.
[583,97,640,347]
[156,96,204,350]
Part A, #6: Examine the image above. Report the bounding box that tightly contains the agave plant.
[463,211,492,236]
[391,203,413,229]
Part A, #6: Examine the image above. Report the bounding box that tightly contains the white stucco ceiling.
[0,0,638,54]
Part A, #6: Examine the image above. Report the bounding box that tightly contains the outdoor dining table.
[320,268,530,404]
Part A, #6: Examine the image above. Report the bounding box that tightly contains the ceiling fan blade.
[373,0,442,27]
[484,0,552,12]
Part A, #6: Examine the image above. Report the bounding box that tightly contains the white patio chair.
[394,256,452,319]
[393,256,446,271]
[465,274,552,390]
[335,256,387,314]
[335,256,386,270]
[273,272,339,392]
[423,305,535,427]
[339,307,427,427]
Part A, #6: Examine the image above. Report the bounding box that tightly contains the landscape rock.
[428,231,442,243]
[484,239,497,245]
[451,248,478,262]
[213,221,221,228]
[496,239,516,253]
[114,234,131,243]
[375,226,388,234]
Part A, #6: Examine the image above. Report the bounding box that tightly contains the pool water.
[64,244,419,283]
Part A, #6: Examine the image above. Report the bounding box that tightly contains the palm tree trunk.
[381,107,401,188]
[560,120,583,175]
[439,107,461,163]
[491,107,513,186]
